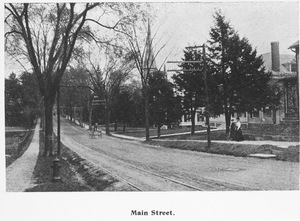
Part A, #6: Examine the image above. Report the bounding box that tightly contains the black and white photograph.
[1,1,299,220]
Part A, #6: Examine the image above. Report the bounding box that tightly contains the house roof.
[260,53,296,80]
[261,53,295,73]
[288,40,299,49]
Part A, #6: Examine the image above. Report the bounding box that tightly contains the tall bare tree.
[4,3,132,155]
[117,15,170,140]
[86,45,134,135]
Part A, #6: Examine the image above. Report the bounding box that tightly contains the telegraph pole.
[202,44,211,149]
[57,85,61,155]
[168,44,211,149]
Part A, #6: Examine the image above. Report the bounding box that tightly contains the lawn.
[145,140,299,162]
[5,130,34,167]
[111,125,298,142]
[111,125,208,138]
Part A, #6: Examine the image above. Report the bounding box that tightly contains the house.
[179,41,299,127]
[255,41,298,124]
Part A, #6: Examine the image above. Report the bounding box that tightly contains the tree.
[5,73,23,126]
[127,80,145,127]
[60,67,90,125]
[86,45,134,135]
[19,71,42,127]
[5,3,137,155]
[208,11,272,134]
[172,49,206,134]
[5,3,102,155]
[119,17,169,140]
[5,72,41,127]
[149,71,181,138]
[111,85,135,132]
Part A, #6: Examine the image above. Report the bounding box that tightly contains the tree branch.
[85,17,122,30]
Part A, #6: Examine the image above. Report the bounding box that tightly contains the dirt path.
[6,119,40,192]
[56,119,299,191]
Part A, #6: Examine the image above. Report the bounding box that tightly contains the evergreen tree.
[5,73,23,126]
[208,11,272,134]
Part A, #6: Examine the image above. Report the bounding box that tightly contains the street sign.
[92,99,105,106]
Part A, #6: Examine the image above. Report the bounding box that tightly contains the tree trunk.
[272,107,277,124]
[105,106,111,135]
[114,120,118,131]
[41,106,45,131]
[157,122,161,138]
[145,97,150,141]
[123,122,126,132]
[224,98,231,135]
[191,108,196,135]
[43,94,56,156]
[70,107,73,121]
[88,105,93,130]
[224,109,231,135]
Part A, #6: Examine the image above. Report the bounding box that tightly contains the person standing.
[235,117,244,141]
[229,119,236,141]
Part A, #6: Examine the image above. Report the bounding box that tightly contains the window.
[251,109,259,118]
[184,114,191,122]
[263,107,272,118]
[197,113,204,122]
[238,112,246,117]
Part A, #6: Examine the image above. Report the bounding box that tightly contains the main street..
[56,118,299,191]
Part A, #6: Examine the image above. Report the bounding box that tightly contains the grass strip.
[145,140,299,162]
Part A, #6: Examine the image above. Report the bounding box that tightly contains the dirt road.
[56,119,299,191]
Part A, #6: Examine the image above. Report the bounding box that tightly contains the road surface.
[56,118,299,191]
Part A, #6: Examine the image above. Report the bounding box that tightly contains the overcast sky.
[3,1,299,76]
[152,1,299,70]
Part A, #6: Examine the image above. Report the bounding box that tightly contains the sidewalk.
[6,119,40,192]
[111,131,299,149]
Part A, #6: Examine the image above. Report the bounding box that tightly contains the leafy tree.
[111,85,135,132]
[5,72,41,127]
[172,49,206,134]
[128,80,145,127]
[5,73,23,126]
[112,80,145,128]
[86,45,134,135]
[208,11,272,134]
[149,71,181,138]
[19,71,42,127]
[60,67,90,125]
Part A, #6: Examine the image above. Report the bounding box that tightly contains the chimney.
[271,42,280,72]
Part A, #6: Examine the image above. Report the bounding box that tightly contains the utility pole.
[168,44,211,149]
[57,85,61,155]
[202,44,211,149]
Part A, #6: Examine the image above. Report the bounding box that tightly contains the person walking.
[235,117,244,141]
[229,118,236,141]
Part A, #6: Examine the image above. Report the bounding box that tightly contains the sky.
[151,1,299,71]
[3,1,299,76]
